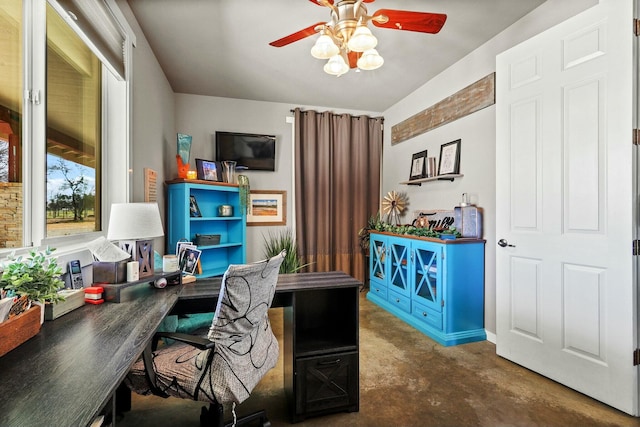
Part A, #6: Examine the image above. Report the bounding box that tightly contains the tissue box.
[93,260,129,284]
[45,289,85,321]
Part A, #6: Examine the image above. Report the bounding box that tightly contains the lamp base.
[118,239,154,279]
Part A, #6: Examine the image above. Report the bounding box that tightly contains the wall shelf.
[400,174,463,186]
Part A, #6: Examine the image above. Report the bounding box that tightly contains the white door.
[496,0,638,415]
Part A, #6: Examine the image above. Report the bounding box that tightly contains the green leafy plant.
[0,247,66,306]
[262,228,312,273]
[358,212,383,253]
[361,220,461,240]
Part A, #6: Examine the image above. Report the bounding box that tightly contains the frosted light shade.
[347,25,377,52]
[311,34,339,59]
[107,203,164,240]
[357,48,384,71]
[323,54,349,76]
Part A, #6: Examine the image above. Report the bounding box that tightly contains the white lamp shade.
[311,34,339,59]
[107,203,164,240]
[357,48,384,71]
[324,54,349,76]
[347,25,377,52]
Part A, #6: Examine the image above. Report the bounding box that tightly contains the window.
[46,2,101,237]
[0,0,24,248]
[0,0,131,251]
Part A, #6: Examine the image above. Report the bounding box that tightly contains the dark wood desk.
[0,271,360,426]
[0,284,180,427]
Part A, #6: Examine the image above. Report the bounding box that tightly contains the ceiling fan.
[269,0,447,76]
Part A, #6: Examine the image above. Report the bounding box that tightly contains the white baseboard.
[486,330,496,344]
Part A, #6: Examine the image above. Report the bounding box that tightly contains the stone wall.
[0,183,23,248]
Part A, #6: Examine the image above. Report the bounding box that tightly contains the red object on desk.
[85,286,104,304]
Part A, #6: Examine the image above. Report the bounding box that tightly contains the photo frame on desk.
[180,247,201,275]
[438,139,461,175]
[195,158,223,182]
[247,190,286,226]
[409,150,427,180]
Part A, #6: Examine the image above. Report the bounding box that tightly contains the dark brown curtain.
[294,108,382,283]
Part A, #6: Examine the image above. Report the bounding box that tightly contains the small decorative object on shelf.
[238,174,251,215]
[176,133,192,179]
[189,195,201,217]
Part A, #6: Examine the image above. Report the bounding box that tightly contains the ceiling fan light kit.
[357,48,383,70]
[310,34,340,59]
[346,25,377,52]
[269,0,447,77]
[324,53,350,76]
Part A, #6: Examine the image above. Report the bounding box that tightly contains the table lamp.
[107,203,164,278]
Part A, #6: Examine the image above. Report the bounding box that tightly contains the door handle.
[497,238,515,248]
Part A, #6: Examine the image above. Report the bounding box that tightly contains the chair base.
[200,402,271,427]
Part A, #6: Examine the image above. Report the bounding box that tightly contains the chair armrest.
[154,331,215,351]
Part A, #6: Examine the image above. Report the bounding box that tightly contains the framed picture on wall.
[246,190,287,226]
[438,139,461,175]
[409,150,427,180]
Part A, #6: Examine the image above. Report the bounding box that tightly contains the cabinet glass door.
[388,238,410,295]
[413,244,442,311]
[370,235,387,282]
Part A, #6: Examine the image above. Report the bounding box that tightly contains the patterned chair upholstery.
[125,250,285,427]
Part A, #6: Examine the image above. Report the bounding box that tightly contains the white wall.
[381,0,597,336]
[117,0,177,255]
[174,94,379,262]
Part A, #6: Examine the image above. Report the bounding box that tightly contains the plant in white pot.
[0,247,66,323]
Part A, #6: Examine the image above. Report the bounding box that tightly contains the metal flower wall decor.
[381,191,408,225]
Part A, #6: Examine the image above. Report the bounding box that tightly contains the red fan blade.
[269,22,324,47]
[372,9,447,34]
[308,0,373,4]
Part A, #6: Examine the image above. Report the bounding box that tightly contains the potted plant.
[1,247,66,320]
[358,213,383,254]
[262,228,311,274]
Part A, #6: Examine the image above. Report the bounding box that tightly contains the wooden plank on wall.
[391,73,496,145]
[144,168,157,202]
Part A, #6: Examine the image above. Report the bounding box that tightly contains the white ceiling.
[126,0,547,112]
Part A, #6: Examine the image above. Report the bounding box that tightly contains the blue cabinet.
[367,232,485,346]
[166,180,246,278]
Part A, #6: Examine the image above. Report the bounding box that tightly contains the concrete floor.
[119,291,640,427]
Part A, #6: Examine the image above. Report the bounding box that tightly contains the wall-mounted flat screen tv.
[215,131,276,171]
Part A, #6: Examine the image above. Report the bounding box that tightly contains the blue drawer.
[387,289,411,313]
[370,282,387,300]
[412,300,443,330]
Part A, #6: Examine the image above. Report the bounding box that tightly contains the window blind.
[53,0,126,79]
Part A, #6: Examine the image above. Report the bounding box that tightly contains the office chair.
[125,250,285,427]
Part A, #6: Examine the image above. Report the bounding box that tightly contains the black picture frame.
[189,195,202,217]
[409,150,428,180]
[180,247,201,275]
[195,158,223,182]
[438,139,461,175]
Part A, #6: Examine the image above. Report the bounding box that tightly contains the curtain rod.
[289,108,384,121]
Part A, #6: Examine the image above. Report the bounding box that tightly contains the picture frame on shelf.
[438,139,461,175]
[246,190,287,226]
[195,158,223,182]
[410,150,428,180]
[189,195,201,217]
